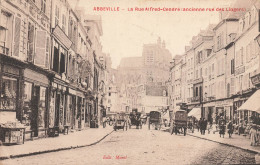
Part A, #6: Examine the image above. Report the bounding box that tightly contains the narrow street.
[0,125,256,165]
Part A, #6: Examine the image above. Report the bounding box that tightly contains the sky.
[69,0,235,68]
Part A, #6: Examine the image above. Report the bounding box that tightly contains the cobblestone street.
[0,126,256,165]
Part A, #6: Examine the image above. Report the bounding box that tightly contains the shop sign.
[235,66,245,75]
[216,99,233,107]
[251,73,260,86]
[69,88,77,95]
[52,26,72,49]
[3,65,19,75]
[204,101,215,107]
[24,69,48,85]
[76,91,85,98]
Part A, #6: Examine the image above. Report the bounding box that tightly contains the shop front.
[237,89,260,124]
[49,79,68,135]
[22,68,50,139]
[76,91,85,130]
[84,98,92,128]
[203,102,215,124]
[67,88,77,130]
[0,56,26,144]
[234,97,250,124]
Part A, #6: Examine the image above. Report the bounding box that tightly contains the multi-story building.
[0,0,108,142]
[233,1,260,123]
[170,0,260,125]
[138,83,168,113]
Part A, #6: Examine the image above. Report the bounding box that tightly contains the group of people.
[198,118,208,135]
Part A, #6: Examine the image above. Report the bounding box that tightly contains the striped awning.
[238,90,260,113]
[188,107,201,119]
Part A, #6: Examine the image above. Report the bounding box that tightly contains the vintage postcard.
[0,0,260,164]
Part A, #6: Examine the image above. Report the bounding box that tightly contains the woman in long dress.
[249,124,258,146]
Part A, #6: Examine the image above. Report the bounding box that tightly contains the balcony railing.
[0,45,9,56]
[203,96,216,102]
[191,96,200,103]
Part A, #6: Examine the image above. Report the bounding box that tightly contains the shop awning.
[238,90,260,112]
[188,107,201,119]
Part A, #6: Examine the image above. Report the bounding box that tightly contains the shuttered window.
[27,22,34,62]
[35,30,46,67]
[53,46,59,72]
[13,16,21,57]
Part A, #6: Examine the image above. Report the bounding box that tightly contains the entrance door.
[31,86,40,137]
[77,97,82,129]
[55,94,60,128]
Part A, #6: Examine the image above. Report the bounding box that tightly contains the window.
[62,14,66,32]
[241,47,244,65]
[27,22,35,62]
[206,49,212,57]
[231,59,235,75]
[22,82,32,127]
[53,43,59,72]
[0,10,12,55]
[212,63,214,74]
[35,30,48,68]
[217,34,222,49]
[0,76,18,111]
[60,47,66,73]
[52,40,67,74]
[41,0,46,14]
[55,5,60,26]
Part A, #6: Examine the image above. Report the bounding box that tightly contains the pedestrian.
[227,121,234,138]
[219,116,226,138]
[198,118,202,134]
[102,117,107,128]
[201,118,207,135]
[249,124,258,146]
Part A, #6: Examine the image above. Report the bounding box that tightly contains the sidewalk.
[0,127,113,160]
[187,130,260,154]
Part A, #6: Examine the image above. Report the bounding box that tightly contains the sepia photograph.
[0,0,260,164]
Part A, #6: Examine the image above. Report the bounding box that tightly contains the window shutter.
[35,30,46,67]
[13,16,21,57]
[27,22,34,62]
[45,36,50,68]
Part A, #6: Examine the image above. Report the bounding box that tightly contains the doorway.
[31,86,40,137]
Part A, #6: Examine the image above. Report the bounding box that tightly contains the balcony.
[203,96,216,102]
[0,45,9,56]
[191,96,201,103]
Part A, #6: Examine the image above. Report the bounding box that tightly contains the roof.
[224,0,257,19]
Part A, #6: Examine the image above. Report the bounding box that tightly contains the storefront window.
[38,87,46,128]
[0,76,17,110]
[49,91,55,128]
[22,82,33,128]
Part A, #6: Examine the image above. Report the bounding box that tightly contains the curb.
[187,133,260,154]
[0,130,114,161]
